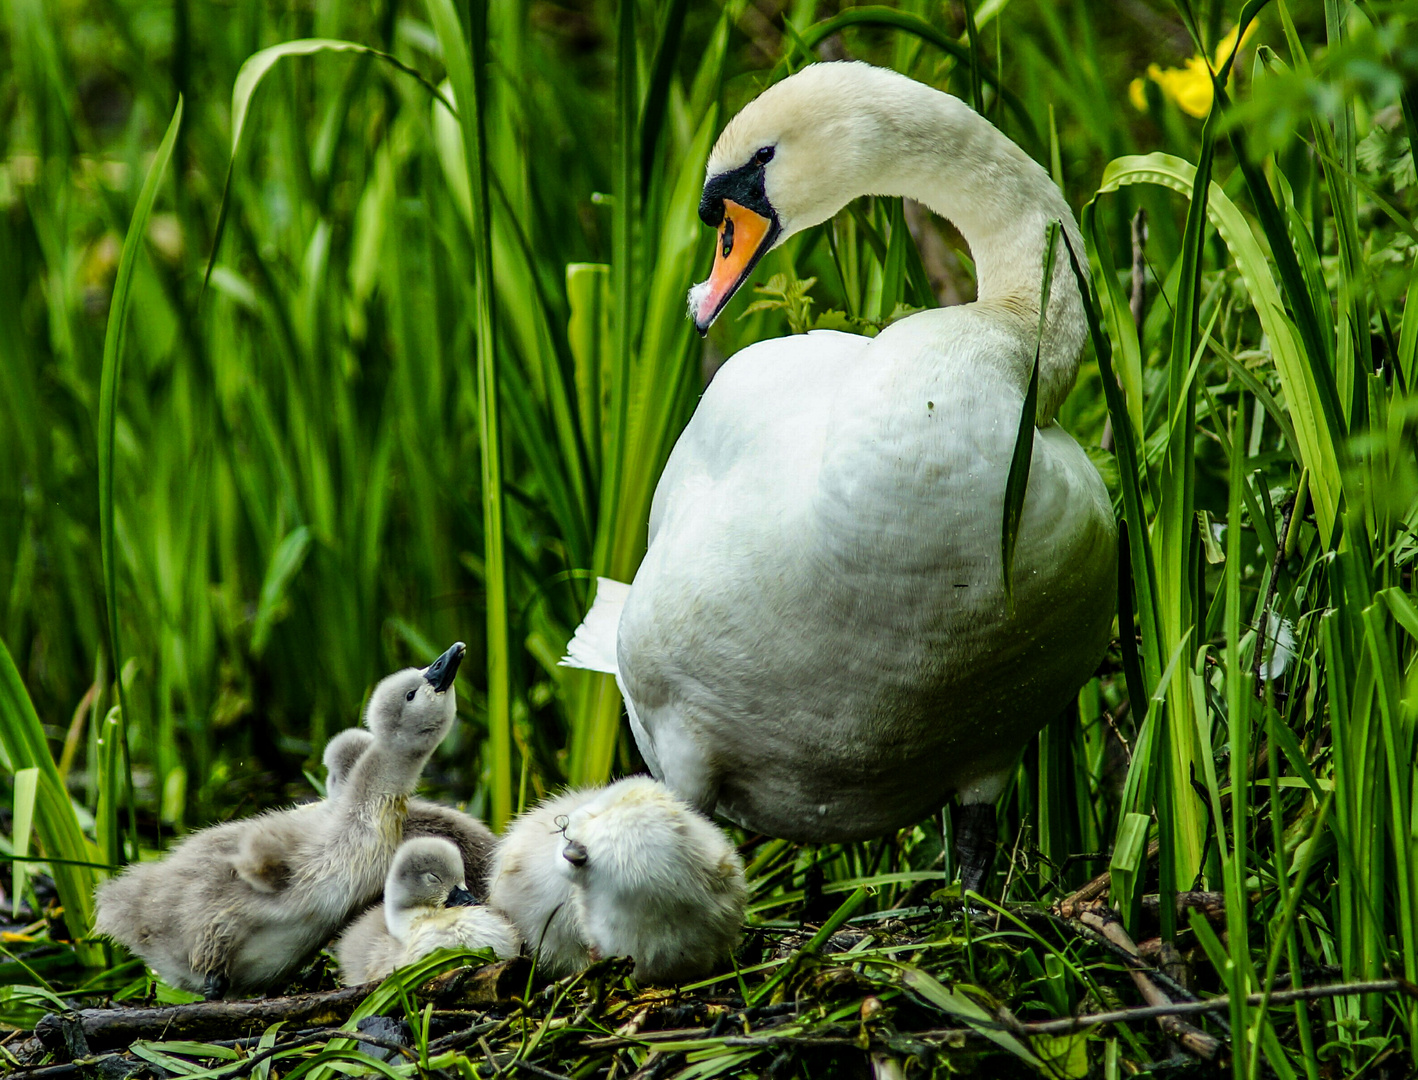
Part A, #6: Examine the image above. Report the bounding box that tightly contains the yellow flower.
[1131,22,1258,118]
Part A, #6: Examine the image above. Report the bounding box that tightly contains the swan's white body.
[564,63,1115,842]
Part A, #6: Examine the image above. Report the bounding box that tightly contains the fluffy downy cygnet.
[323,728,496,896]
[94,643,465,998]
[485,788,597,978]
[561,777,746,983]
[336,837,520,985]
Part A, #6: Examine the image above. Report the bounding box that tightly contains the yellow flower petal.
[1129,76,1148,112]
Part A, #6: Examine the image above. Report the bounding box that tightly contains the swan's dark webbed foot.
[202,973,229,1001]
[952,802,997,897]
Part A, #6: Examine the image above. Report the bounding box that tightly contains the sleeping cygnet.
[485,788,598,977]
[323,728,496,895]
[94,643,466,998]
[336,837,519,985]
[561,777,746,984]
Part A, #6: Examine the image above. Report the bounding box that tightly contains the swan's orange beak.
[689,200,774,334]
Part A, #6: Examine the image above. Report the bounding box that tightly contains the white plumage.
[563,62,1116,860]
[485,788,596,978]
[563,777,746,984]
[486,777,745,983]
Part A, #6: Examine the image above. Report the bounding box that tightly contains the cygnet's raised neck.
[340,642,465,806]
[696,61,1087,420]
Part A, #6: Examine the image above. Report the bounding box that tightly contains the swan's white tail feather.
[560,578,630,674]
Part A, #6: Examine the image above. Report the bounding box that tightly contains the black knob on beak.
[445,886,477,908]
[424,642,466,693]
[562,840,588,867]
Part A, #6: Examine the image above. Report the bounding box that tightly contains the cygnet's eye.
[754,145,775,165]
[405,688,417,702]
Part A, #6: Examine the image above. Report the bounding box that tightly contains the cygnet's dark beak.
[424,642,466,693]
[445,886,477,908]
[562,840,588,867]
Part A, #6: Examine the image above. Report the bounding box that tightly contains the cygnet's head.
[322,727,374,798]
[385,837,476,939]
[364,642,465,758]
[689,62,915,331]
[557,777,707,890]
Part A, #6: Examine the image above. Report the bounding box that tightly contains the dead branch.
[34,958,528,1055]
[1075,905,1223,1060]
[1056,840,1160,916]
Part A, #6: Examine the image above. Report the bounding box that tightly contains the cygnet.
[485,788,597,978]
[336,837,520,985]
[323,728,496,896]
[561,777,746,983]
[487,778,746,984]
[94,643,465,998]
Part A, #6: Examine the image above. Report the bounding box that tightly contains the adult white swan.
[564,62,1116,892]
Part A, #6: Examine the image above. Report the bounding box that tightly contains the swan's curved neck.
[860,87,1087,419]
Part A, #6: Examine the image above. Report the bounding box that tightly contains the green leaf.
[426,0,512,828]
[10,767,37,918]
[251,527,312,658]
[99,96,183,872]
[1098,152,1343,537]
[1001,220,1059,600]
[203,39,455,291]
[899,966,1043,1067]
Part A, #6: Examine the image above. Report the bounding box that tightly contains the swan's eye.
[754,145,775,165]
[721,215,735,258]
[405,689,417,702]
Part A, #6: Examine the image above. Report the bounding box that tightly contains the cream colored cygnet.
[561,777,746,983]
[335,837,520,985]
[94,643,465,998]
[487,778,745,983]
[485,788,596,978]
[323,728,496,895]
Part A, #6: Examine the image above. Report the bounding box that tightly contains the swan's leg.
[953,771,1008,896]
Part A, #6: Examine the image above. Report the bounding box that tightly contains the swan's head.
[384,837,476,940]
[364,641,465,757]
[689,62,901,332]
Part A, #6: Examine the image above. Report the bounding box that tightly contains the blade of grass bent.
[99,95,183,867]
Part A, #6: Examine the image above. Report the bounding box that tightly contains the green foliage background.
[1,0,1417,1074]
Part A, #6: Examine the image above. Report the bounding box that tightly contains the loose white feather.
[559,578,630,674]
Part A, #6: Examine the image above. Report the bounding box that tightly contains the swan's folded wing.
[560,577,631,674]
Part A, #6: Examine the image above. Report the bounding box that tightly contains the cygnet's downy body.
[485,788,597,978]
[323,728,496,896]
[561,777,746,984]
[94,643,466,998]
[335,837,520,986]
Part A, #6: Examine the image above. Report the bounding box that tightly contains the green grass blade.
[0,636,100,953]
[427,0,512,827]
[98,94,183,864]
[204,39,455,292]
[1001,219,1058,600]
[1097,152,1343,537]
